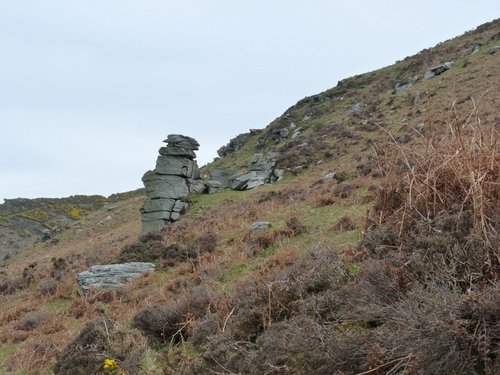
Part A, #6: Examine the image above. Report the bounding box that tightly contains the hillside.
[0,19,499,375]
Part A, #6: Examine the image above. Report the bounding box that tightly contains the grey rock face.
[143,198,176,212]
[141,135,203,233]
[188,178,206,194]
[159,146,196,159]
[209,169,237,189]
[163,134,200,150]
[143,174,190,200]
[156,156,200,178]
[231,171,269,190]
[76,262,155,292]
[249,221,271,231]
[249,153,279,171]
[424,62,452,79]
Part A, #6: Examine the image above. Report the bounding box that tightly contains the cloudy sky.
[1,1,498,201]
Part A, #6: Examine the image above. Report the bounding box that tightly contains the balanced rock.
[141,134,203,233]
[76,262,155,292]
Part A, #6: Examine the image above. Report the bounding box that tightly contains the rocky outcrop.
[206,168,237,193]
[217,129,261,158]
[76,262,155,292]
[424,62,452,79]
[231,153,283,191]
[394,75,419,93]
[141,135,202,233]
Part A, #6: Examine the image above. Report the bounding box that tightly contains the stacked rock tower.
[141,135,204,233]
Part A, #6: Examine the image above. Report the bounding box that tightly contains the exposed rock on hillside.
[231,152,283,190]
[141,135,203,233]
[424,62,452,79]
[217,129,261,157]
[76,262,155,292]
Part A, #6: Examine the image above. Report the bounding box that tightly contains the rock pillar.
[141,135,203,233]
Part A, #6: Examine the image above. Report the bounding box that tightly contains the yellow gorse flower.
[103,358,118,370]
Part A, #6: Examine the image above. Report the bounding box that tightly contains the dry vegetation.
[0,19,499,375]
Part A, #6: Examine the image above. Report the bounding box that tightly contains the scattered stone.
[76,262,155,292]
[424,62,452,79]
[249,221,271,231]
[394,75,419,93]
[323,172,337,181]
[141,135,203,233]
[471,43,482,54]
[489,45,500,54]
[413,91,421,105]
[352,102,366,115]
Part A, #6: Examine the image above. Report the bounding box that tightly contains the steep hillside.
[0,20,499,375]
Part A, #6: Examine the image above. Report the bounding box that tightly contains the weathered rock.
[217,132,252,157]
[471,44,482,54]
[272,169,284,181]
[489,45,500,54]
[172,200,188,212]
[141,134,203,233]
[209,168,237,189]
[352,102,366,115]
[188,178,206,194]
[323,172,337,181]
[394,75,419,93]
[155,156,199,178]
[141,211,171,222]
[143,198,176,213]
[231,171,270,190]
[159,146,196,159]
[248,153,278,171]
[424,62,452,79]
[206,180,223,194]
[163,134,199,150]
[76,262,155,292]
[143,174,190,200]
[249,221,271,231]
[142,220,166,234]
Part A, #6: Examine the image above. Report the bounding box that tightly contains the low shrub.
[54,317,146,375]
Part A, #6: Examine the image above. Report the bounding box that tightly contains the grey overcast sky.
[1,1,498,201]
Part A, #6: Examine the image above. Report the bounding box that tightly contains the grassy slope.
[0,19,499,374]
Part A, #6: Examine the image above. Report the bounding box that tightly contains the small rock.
[249,221,271,231]
[471,44,482,54]
[323,172,337,181]
[352,102,366,115]
[489,45,500,54]
[394,75,419,93]
[424,62,452,79]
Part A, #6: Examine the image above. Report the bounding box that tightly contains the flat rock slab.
[77,262,155,292]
